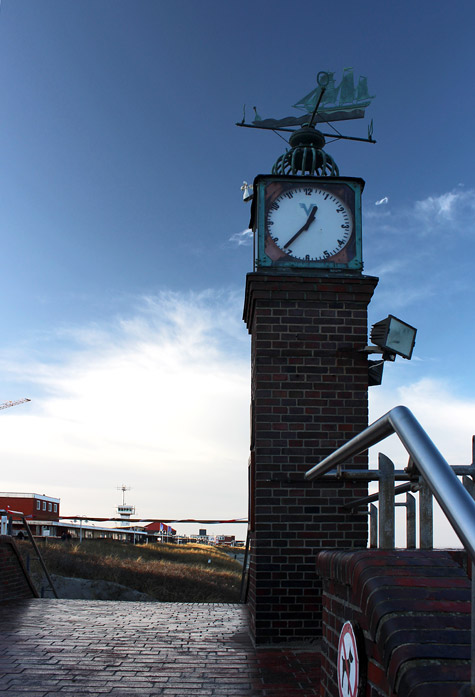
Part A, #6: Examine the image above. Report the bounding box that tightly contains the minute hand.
[283,206,318,249]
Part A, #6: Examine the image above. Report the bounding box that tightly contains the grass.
[18,539,242,602]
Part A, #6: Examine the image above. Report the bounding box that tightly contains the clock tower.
[241,72,378,644]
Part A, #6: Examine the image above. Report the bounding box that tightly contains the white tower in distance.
[116,485,135,527]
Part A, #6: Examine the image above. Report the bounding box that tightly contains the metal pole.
[240,530,251,603]
[419,481,433,549]
[344,481,414,509]
[463,474,475,694]
[0,514,7,535]
[321,465,475,480]
[369,504,378,548]
[378,453,395,549]
[406,493,416,549]
[22,516,58,598]
[395,493,416,548]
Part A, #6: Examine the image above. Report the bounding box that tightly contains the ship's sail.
[250,68,374,129]
[321,73,339,105]
[339,68,355,104]
[292,68,373,114]
[356,76,374,102]
[293,72,342,112]
[292,87,323,113]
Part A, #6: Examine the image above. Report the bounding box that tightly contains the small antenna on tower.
[117,485,131,506]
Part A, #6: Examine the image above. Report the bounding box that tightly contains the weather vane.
[237,68,375,144]
[238,68,375,194]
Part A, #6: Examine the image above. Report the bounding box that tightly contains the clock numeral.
[337,239,345,246]
[268,220,274,226]
[272,236,279,242]
[284,191,294,199]
[287,248,293,255]
[304,188,312,196]
[305,255,310,261]
[341,224,350,229]
[336,206,344,213]
[323,250,330,258]
[270,202,280,211]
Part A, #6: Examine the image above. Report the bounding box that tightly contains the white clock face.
[266,185,353,261]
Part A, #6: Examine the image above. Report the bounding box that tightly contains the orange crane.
[0,398,31,411]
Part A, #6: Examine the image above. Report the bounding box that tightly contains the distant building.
[0,492,60,519]
[0,492,61,537]
[117,503,135,526]
[144,521,176,538]
[216,535,236,545]
[0,491,216,545]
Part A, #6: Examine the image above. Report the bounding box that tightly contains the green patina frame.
[251,174,364,271]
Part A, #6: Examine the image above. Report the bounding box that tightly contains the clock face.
[266,184,353,261]
[252,176,363,270]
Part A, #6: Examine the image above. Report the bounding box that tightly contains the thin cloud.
[371,283,437,312]
[375,196,389,206]
[364,186,475,314]
[370,377,475,464]
[368,259,404,277]
[414,188,475,223]
[366,187,475,242]
[229,228,253,246]
[369,376,475,548]
[0,291,251,529]
[364,208,392,220]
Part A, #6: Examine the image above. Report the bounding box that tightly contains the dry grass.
[18,539,242,602]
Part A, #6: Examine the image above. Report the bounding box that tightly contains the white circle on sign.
[337,621,359,697]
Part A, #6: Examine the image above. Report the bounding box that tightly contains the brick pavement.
[0,600,321,696]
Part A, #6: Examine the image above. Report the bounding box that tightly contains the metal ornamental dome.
[272,126,339,177]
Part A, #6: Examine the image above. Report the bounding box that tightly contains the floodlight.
[370,315,417,360]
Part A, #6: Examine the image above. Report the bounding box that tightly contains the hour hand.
[283,206,318,249]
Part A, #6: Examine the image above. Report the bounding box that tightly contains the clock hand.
[283,206,318,249]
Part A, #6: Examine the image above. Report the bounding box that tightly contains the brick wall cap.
[317,549,465,585]
[243,273,378,329]
[319,549,471,696]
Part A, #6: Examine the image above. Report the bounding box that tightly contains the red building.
[144,521,176,536]
[0,492,60,520]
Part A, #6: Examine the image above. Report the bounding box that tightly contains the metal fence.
[305,405,475,690]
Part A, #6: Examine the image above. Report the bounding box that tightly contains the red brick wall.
[318,549,471,696]
[0,496,36,517]
[243,272,378,644]
[0,495,60,520]
[0,535,38,601]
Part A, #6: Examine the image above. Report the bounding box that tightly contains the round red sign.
[337,621,360,697]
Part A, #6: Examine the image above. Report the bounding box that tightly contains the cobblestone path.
[0,600,321,696]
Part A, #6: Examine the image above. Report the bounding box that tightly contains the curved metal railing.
[304,405,475,561]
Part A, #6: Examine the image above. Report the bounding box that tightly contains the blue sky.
[1,0,475,543]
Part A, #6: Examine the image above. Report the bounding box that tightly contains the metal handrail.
[0,509,59,598]
[305,405,475,562]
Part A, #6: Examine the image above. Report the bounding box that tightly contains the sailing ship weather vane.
[238,68,375,195]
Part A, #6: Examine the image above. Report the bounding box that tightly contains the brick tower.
[241,105,378,643]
